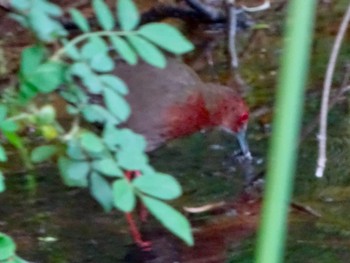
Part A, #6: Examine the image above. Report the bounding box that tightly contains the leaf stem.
[62,117,80,141]
[7,113,31,121]
[52,30,138,61]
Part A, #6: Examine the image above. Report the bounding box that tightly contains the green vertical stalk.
[255,1,316,263]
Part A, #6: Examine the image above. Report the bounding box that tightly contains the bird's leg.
[125,212,152,250]
[124,171,152,250]
[131,171,149,222]
[125,171,149,221]
[124,170,136,181]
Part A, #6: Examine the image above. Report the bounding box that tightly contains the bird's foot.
[231,150,253,163]
[136,240,153,251]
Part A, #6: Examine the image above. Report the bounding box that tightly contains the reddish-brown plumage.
[111,58,251,249]
[115,57,250,156]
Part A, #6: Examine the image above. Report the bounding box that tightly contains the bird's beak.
[235,124,252,159]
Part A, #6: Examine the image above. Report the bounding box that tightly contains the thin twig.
[315,3,350,178]
[51,31,137,61]
[228,4,239,68]
[241,0,270,12]
[301,64,350,140]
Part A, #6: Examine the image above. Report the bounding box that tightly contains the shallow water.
[3,105,350,263]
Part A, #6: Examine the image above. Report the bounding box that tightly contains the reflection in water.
[124,188,263,263]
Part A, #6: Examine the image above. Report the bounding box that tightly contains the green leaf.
[67,139,87,160]
[69,62,91,78]
[93,0,115,30]
[139,163,156,176]
[0,105,7,121]
[103,87,130,121]
[83,74,105,94]
[81,105,108,123]
[59,83,88,104]
[90,53,114,72]
[31,145,58,163]
[138,23,194,54]
[141,195,193,246]
[11,0,30,11]
[20,45,46,76]
[70,62,91,76]
[126,35,166,68]
[37,1,63,17]
[0,171,5,193]
[82,104,119,125]
[3,132,23,149]
[109,36,137,65]
[92,158,123,177]
[107,128,147,151]
[103,127,147,157]
[70,63,103,94]
[62,38,81,60]
[0,145,7,162]
[103,124,147,154]
[9,13,28,27]
[90,172,113,212]
[67,105,79,115]
[40,125,58,140]
[79,132,105,153]
[117,0,140,31]
[112,178,136,212]
[133,173,182,200]
[100,74,128,95]
[19,82,38,101]
[27,62,66,93]
[37,105,56,124]
[102,124,120,150]
[118,149,149,170]
[58,157,89,187]
[69,8,90,32]
[0,120,18,133]
[0,232,16,260]
[81,36,108,60]
[28,9,67,42]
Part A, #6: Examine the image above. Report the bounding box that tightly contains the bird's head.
[206,87,251,159]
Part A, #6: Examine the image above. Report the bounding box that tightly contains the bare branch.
[315,3,350,177]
